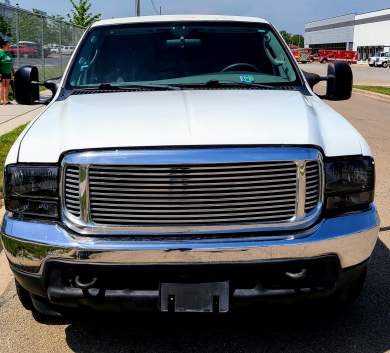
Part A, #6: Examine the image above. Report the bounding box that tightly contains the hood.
[18,89,365,162]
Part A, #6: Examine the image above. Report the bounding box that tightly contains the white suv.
[3,15,379,317]
[369,52,390,68]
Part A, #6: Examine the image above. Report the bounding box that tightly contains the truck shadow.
[62,238,390,353]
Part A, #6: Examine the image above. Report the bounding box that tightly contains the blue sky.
[10,0,390,33]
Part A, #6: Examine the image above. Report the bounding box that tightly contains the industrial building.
[305,8,390,61]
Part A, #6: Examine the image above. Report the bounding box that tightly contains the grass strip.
[354,85,390,96]
[0,124,27,194]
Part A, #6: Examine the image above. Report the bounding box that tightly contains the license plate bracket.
[159,282,229,313]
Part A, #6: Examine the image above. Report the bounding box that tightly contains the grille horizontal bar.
[89,198,296,208]
[91,212,296,225]
[87,162,296,171]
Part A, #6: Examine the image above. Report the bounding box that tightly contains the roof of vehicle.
[91,15,269,28]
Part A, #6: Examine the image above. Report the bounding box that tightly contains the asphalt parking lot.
[1,90,390,352]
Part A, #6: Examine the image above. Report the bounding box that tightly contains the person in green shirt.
[0,40,14,105]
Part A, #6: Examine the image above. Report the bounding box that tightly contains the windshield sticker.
[240,75,255,84]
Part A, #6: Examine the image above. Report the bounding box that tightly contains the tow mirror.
[14,65,40,105]
[303,61,353,101]
[326,61,353,100]
[43,78,60,98]
[14,65,60,105]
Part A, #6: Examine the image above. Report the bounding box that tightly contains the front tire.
[382,62,389,68]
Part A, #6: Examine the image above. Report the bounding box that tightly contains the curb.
[0,105,45,136]
[353,88,390,103]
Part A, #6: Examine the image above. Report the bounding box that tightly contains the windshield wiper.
[177,80,279,90]
[77,83,181,91]
[100,83,181,91]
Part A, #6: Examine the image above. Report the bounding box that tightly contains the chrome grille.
[64,166,80,218]
[305,161,320,213]
[61,148,323,235]
[88,162,298,226]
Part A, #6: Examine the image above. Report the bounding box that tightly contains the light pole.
[135,0,141,16]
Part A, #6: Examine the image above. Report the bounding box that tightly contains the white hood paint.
[17,89,368,163]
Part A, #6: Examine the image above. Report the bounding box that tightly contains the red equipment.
[292,48,312,63]
[318,50,358,64]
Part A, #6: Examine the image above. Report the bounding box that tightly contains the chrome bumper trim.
[1,205,379,275]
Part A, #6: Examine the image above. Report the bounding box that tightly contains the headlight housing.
[324,156,375,214]
[4,165,59,219]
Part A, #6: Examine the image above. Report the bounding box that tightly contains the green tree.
[291,34,304,48]
[15,12,42,42]
[0,15,11,39]
[67,0,101,27]
[280,31,291,45]
[280,31,304,48]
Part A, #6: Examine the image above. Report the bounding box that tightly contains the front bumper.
[1,205,380,277]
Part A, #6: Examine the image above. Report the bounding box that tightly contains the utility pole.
[135,0,141,16]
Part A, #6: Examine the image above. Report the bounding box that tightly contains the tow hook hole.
[74,275,98,290]
[285,268,307,280]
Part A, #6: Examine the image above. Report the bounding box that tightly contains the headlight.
[325,157,375,214]
[4,165,59,218]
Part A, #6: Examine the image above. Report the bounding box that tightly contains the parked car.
[61,45,75,55]
[9,41,50,58]
[9,44,38,58]
[4,15,379,318]
[368,52,390,68]
[48,44,61,55]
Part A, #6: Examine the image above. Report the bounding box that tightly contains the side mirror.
[14,65,40,105]
[303,61,353,101]
[326,61,353,100]
[43,78,60,98]
[14,65,60,105]
[302,71,322,89]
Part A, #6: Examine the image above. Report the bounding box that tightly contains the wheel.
[369,64,374,67]
[382,62,389,68]
[320,58,328,64]
[15,280,33,311]
[329,264,367,306]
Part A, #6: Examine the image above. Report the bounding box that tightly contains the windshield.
[66,22,300,89]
